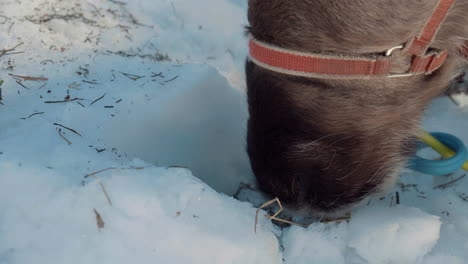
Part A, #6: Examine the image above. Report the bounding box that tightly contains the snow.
[1,0,468,263]
[348,206,441,264]
[281,206,442,264]
[0,162,281,264]
[282,224,348,264]
[448,69,468,108]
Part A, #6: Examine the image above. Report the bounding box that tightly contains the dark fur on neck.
[246,0,468,215]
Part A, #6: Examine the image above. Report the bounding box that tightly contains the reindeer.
[245,0,468,217]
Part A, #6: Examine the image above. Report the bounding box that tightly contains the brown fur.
[246,0,468,216]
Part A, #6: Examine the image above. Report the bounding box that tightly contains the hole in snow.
[103,65,255,195]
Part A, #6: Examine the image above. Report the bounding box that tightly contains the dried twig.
[8,22,15,35]
[89,93,106,106]
[168,165,188,169]
[85,167,117,178]
[9,73,48,81]
[20,112,45,120]
[3,51,23,56]
[83,166,153,207]
[44,98,83,104]
[164,75,179,83]
[254,197,353,233]
[0,80,3,105]
[82,80,99,85]
[84,165,153,178]
[57,129,72,145]
[434,174,466,189]
[151,72,164,78]
[320,215,351,224]
[86,173,113,206]
[459,193,468,202]
[16,80,30,90]
[109,0,126,5]
[99,182,113,206]
[84,31,94,43]
[0,42,23,57]
[120,72,145,81]
[53,123,82,136]
[255,197,308,233]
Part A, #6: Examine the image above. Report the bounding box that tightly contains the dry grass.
[254,197,352,233]
[84,165,154,206]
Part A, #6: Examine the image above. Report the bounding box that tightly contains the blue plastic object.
[409,132,468,176]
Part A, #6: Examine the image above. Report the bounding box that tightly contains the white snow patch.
[282,224,347,264]
[280,206,442,264]
[0,161,281,264]
[348,206,441,264]
[423,255,464,264]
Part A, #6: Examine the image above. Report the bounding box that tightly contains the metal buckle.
[385,45,414,78]
[385,45,404,56]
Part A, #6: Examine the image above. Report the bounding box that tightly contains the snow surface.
[1,0,468,263]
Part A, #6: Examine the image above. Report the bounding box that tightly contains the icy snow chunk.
[282,224,347,264]
[0,162,282,264]
[348,206,441,264]
[423,255,463,264]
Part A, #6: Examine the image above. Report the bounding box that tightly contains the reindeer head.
[246,0,468,216]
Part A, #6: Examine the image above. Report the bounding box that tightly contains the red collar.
[249,0,456,79]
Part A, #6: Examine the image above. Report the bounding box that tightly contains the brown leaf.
[94,208,105,231]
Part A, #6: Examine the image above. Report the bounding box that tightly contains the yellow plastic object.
[418,131,468,171]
